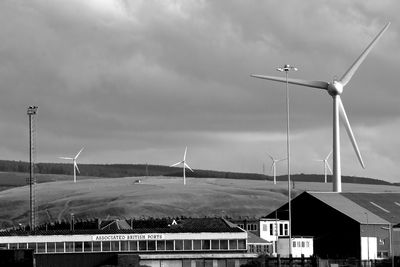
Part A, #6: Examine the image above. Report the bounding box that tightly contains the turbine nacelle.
[328,80,343,96]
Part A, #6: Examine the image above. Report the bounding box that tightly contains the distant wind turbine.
[268,154,286,185]
[252,22,390,192]
[59,147,84,183]
[170,146,194,185]
[314,151,332,183]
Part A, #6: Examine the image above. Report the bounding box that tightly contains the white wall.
[277,238,313,258]
[361,237,377,260]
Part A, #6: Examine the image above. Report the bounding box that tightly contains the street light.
[277,64,298,257]
[365,212,370,262]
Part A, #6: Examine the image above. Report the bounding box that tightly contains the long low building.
[0,218,258,267]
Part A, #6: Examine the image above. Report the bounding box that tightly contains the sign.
[92,234,164,242]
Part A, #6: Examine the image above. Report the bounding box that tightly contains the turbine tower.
[268,154,286,184]
[252,22,390,192]
[170,146,194,185]
[59,147,84,183]
[315,151,332,183]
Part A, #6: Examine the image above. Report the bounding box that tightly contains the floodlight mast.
[276,64,297,257]
[27,106,38,231]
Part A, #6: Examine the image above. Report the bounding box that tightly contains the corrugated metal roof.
[342,192,400,224]
[307,192,390,225]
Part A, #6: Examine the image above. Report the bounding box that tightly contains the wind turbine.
[170,146,194,185]
[251,22,390,192]
[268,154,286,185]
[59,147,84,183]
[315,151,332,183]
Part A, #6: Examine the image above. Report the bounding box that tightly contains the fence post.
[277,254,281,267]
[301,254,304,267]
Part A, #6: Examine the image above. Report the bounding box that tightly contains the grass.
[0,175,399,229]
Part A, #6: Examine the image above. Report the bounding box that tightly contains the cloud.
[0,0,399,183]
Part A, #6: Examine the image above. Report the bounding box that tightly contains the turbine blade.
[325,150,332,161]
[184,163,194,172]
[59,157,73,160]
[338,97,365,168]
[340,22,390,86]
[75,147,84,159]
[326,161,333,174]
[74,162,80,174]
[268,154,274,161]
[170,161,182,167]
[277,158,287,162]
[183,146,187,161]
[251,75,329,90]
[269,163,274,174]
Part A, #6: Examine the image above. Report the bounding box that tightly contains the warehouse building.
[0,218,257,267]
[264,191,400,260]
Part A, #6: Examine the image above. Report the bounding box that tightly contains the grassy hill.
[0,176,399,229]
[0,159,396,186]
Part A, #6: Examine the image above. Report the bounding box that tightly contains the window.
[193,240,201,250]
[111,241,119,251]
[212,240,219,250]
[37,243,45,253]
[102,241,110,251]
[84,242,92,252]
[284,224,288,236]
[279,224,283,236]
[184,240,192,250]
[238,224,244,229]
[238,239,246,249]
[47,242,55,253]
[263,224,267,231]
[202,240,210,250]
[270,224,274,236]
[129,241,137,251]
[65,242,74,252]
[302,241,305,247]
[157,240,165,251]
[306,241,310,248]
[148,241,156,251]
[229,240,237,250]
[56,242,64,253]
[121,241,128,251]
[293,241,296,247]
[247,224,257,231]
[75,242,83,252]
[139,241,146,251]
[175,240,183,250]
[166,240,174,250]
[220,240,228,250]
[18,243,27,249]
[28,243,36,252]
[93,242,101,252]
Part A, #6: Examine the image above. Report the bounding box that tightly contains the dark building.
[264,191,400,260]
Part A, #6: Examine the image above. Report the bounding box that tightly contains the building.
[246,231,272,255]
[259,218,289,255]
[229,217,260,236]
[264,191,400,260]
[0,218,258,267]
[276,236,313,257]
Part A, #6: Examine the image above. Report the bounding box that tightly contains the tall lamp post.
[276,64,297,256]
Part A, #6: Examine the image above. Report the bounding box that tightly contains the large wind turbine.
[268,154,286,185]
[252,23,390,192]
[59,147,84,183]
[170,146,194,185]
[315,151,332,183]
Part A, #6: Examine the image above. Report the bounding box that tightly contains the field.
[0,175,399,229]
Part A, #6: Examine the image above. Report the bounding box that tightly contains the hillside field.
[0,176,399,228]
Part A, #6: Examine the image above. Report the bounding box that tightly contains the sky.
[0,0,399,183]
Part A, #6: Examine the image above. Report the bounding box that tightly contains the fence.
[243,255,400,267]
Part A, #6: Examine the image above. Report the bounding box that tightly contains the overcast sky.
[1,0,399,183]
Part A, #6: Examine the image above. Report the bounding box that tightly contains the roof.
[307,192,400,225]
[247,231,270,244]
[0,218,244,237]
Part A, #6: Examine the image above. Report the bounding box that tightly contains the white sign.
[92,234,164,241]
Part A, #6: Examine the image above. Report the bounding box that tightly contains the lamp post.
[277,64,297,256]
[381,225,393,267]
